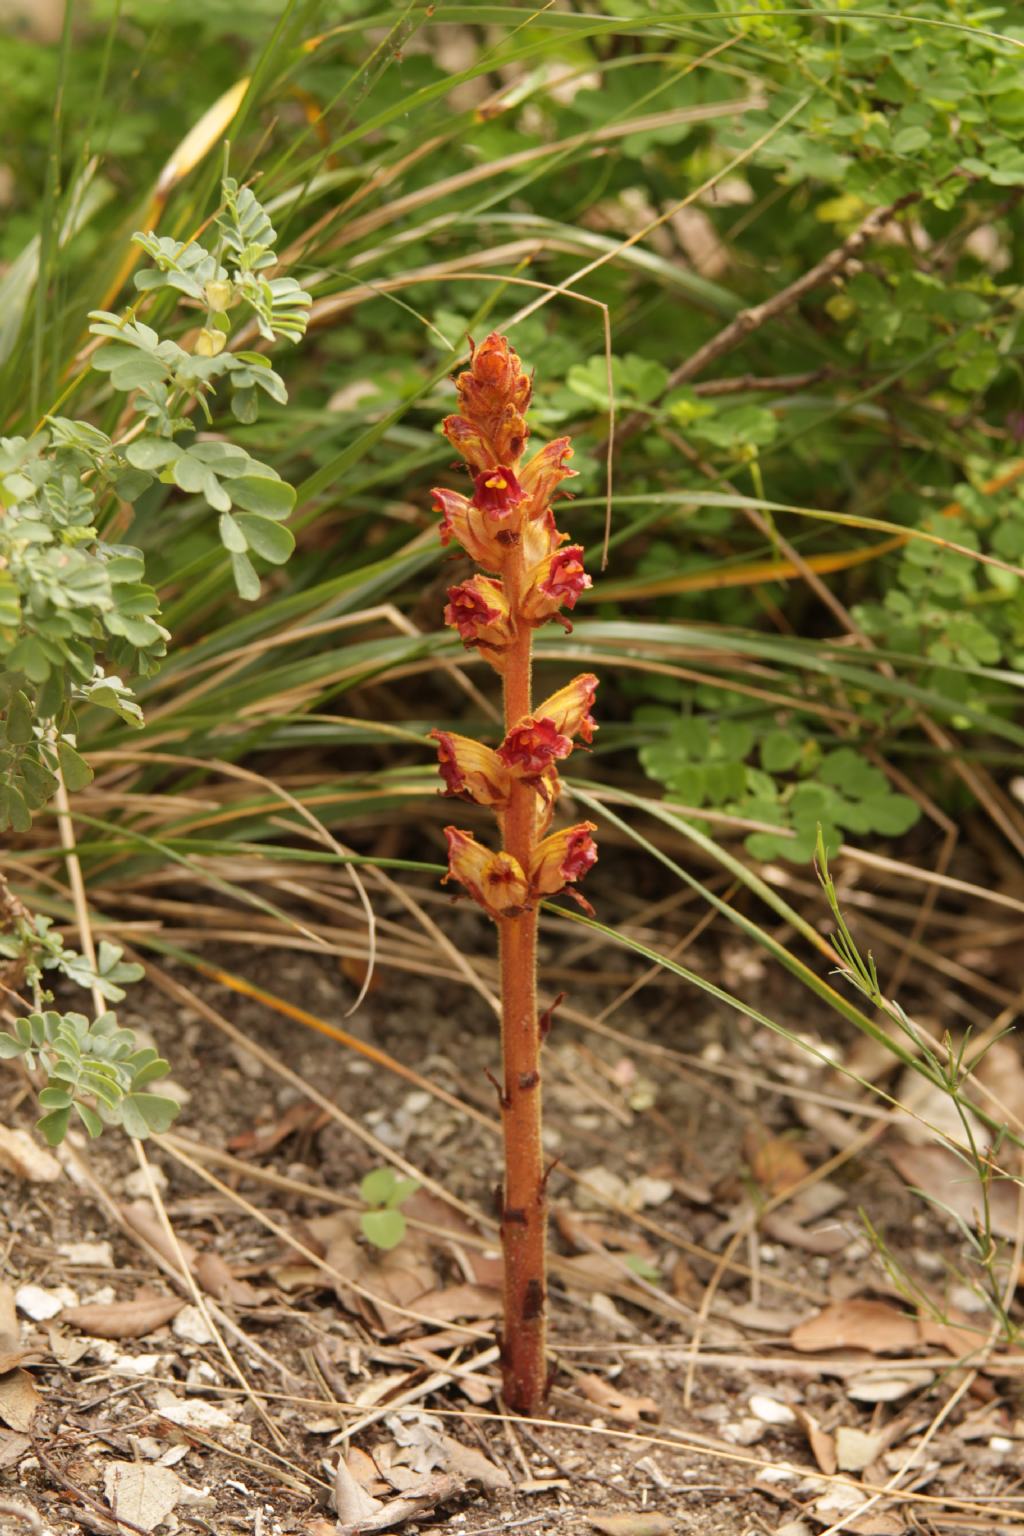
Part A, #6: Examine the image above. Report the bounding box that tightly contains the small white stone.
[16,1283,77,1320]
[124,1163,168,1199]
[757,1463,797,1484]
[185,1360,219,1389]
[749,1394,796,1426]
[989,1436,1014,1454]
[628,1175,674,1209]
[172,1305,214,1345]
[57,1240,114,1267]
[722,1418,764,1446]
[111,1353,165,1377]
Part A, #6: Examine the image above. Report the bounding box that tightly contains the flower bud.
[443,333,531,470]
[531,822,598,897]
[444,576,512,667]
[430,731,511,808]
[534,673,599,744]
[521,546,591,626]
[204,279,234,311]
[497,717,573,779]
[194,327,226,357]
[443,827,530,918]
[472,466,524,519]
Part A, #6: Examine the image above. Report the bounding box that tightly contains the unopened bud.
[204,279,234,311]
[194,327,226,357]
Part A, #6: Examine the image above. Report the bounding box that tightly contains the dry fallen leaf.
[835,1424,886,1472]
[0,1282,41,1433]
[409,1284,501,1324]
[589,1515,674,1536]
[0,1348,44,1376]
[384,1410,511,1492]
[104,1462,182,1534]
[577,1372,660,1423]
[0,1372,40,1434]
[334,1460,461,1536]
[60,1293,183,1339]
[791,1299,919,1355]
[917,1310,987,1358]
[846,1367,935,1402]
[793,1405,837,1475]
[0,1127,61,1183]
[193,1251,267,1306]
[0,1430,31,1470]
[745,1127,810,1195]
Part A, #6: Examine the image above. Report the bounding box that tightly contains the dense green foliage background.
[3,0,1024,954]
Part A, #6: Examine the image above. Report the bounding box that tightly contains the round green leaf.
[360,1208,407,1251]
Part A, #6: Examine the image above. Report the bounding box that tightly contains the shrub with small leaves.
[0,896,174,1144]
[0,1008,177,1145]
[0,177,311,831]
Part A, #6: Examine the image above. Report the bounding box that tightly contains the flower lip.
[540,547,591,606]
[522,545,592,627]
[531,821,598,898]
[497,717,573,778]
[443,826,530,917]
[560,822,598,881]
[473,465,524,518]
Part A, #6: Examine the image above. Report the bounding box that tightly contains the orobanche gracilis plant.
[429,334,598,1414]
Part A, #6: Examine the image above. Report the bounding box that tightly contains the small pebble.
[172,1304,214,1345]
[16,1283,77,1320]
[750,1394,796,1426]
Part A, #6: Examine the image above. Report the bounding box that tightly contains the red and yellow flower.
[443,827,530,918]
[444,575,512,667]
[430,731,511,808]
[521,546,591,627]
[533,673,599,744]
[531,822,598,897]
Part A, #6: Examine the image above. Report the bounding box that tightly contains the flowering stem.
[497,609,547,1413]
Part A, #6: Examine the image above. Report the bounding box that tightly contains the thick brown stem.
[498,600,547,1414]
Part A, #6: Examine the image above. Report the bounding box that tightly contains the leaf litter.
[3,945,1024,1536]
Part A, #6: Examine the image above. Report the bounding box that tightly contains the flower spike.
[429,332,599,1417]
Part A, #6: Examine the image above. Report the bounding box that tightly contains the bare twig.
[616,189,926,445]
